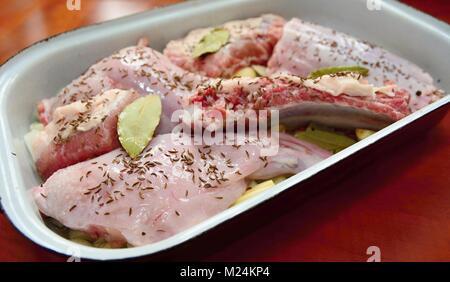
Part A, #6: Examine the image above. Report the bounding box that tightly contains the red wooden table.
[0,0,449,261]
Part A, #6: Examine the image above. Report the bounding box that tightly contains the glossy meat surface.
[187,75,410,130]
[27,89,139,179]
[164,14,285,78]
[33,134,265,246]
[268,18,443,111]
[38,45,206,133]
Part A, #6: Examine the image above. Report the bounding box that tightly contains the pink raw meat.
[164,14,285,78]
[33,134,264,246]
[32,132,330,246]
[38,44,206,133]
[267,18,443,111]
[187,75,410,130]
[28,89,139,179]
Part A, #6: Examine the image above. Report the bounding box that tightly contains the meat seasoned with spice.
[187,74,411,130]
[31,34,411,181]
[27,89,140,179]
[249,133,332,180]
[163,14,285,78]
[32,132,330,246]
[32,134,263,246]
[32,44,207,179]
[37,44,206,133]
[267,18,443,111]
[27,14,446,249]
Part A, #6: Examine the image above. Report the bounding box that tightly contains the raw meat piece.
[27,89,139,179]
[267,18,443,111]
[164,14,285,78]
[32,134,264,246]
[187,75,410,130]
[32,132,330,246]
[38,44,206,133]
[249,133,332,180]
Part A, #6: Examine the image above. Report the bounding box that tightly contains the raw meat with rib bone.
[31,16,420,180]
[30,47,409,180]
[187,74,410,130]
[267,18,443,111]
[28,14,431,246]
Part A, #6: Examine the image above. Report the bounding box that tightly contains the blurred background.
[0,0,448,64]
[0,0,183,64]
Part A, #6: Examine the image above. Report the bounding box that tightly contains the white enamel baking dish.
[0,0,449,260]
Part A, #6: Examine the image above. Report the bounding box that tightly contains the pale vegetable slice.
[118,95,162,158]
[233,67,257,78]
[93,238,112,248]
[71,238,93,247]
[24,122,45,161]
[234,180,275,205]
[68,230,92,241]
[272,175,287,184]
[249,180,259,188]
[306,123,356,148]
[308,65,369,79]
[68,230,94,246]
[295,123,356,153]
[192,28,230,58]
[233,65,268,78]
[252,65,268,77]
[356,129,376,140]
[30,122,44,131]
[294,132,341,152]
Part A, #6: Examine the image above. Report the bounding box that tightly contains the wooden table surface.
[0,0,449,262]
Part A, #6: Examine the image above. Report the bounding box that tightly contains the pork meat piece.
[32,134,266,246]
[249,132,332,180]
[32,44,207,179]
[32,132,331,246]
[26,89,140,179]
[163,14,285,78]
[267,18,443,111]
[38,44,206,133]
[187,74,410,130]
